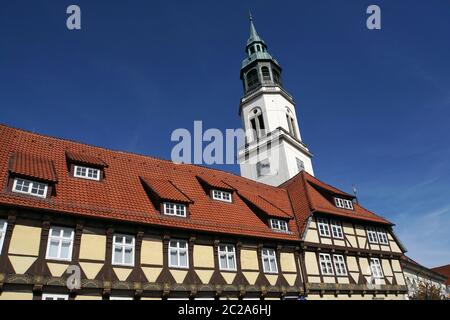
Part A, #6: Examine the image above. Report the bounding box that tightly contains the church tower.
[237,14,314,186]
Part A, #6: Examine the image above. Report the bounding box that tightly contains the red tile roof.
[237,190,292,219]
[281,171,392,234]
[196,175,235,191]
[0,124,395,242]
[65,151,107,167]
[0,124,299,241]
[141,177,192,203]
[9,152,58,182]
[431,264,450,286]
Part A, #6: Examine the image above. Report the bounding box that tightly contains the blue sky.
[1,0,449,267]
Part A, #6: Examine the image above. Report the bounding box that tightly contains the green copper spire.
[247,12,265,46]
[241,13,279,70]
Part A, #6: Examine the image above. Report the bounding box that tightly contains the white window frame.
[333,254,348,276]
[73,165,101,181]
[330,220,344,239]
[319,253,334,275]
[112,234,135,267]
[212,190,232,203]
[110,296,133,300]
[334,197,354,210]
[42,293,69,300]
[217,244,237,271]
[163,202,187,218]
[0,219,7,255]
[45,226,74,261]
[12,178,48,198]
[367,227,379,244]
[317,218,331,237]
[261,248,278,274]
[168,239,189,269]
[370,258,384,278]
[270,219,289,233]
[377,229,389,245]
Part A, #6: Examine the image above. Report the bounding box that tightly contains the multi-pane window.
[317,218,331,237]
[0,220,7,255]
[256,159,271,177]
[367,227,379,244]
[74,165,100,181]
[319,253,334,275]
[110,296,133,300]
[334,198,354,210]
[212,190,232,203]
[261,248,278,273]
[169,239,188,268]
[42,294,69,300]
[377,229,389,245]
[370,258,384,278]
[333,255,348,276]
[46,227,74,261]
[218,244,236,271]
[163,202,187,217]
[296,158,305,173]
[112,234,135,266]
[270,219,289,233]
[12,178,48,198]
[330,220,344,239]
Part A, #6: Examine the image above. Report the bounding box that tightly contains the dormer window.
[66,151,107,182]
[163,202,187,218]
[270,219,289,233]
[74,165,100,181]
[334,197,354,210]
[12,178,48,198]
[212,190,232,203]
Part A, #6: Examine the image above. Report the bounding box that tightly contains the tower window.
[296,158,305,172]
[249,108,265,140]
[249,46,255,54]
[272,69,281,85]
[256,159,271,177]
[286,109,298,139]
[246,69,260,89]
[261,67,271,81]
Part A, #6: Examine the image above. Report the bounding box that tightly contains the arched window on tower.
[272,69,282,85]
[286,108,298,139]
[261,67,271,82]
[249,108,266,140]
[246,69,260,90]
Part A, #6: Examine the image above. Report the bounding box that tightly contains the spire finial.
[249,10,253,21]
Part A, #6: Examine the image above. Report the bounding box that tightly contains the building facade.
[431,264,450,299]
[0,17,408,300]
[400,257,448,300]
